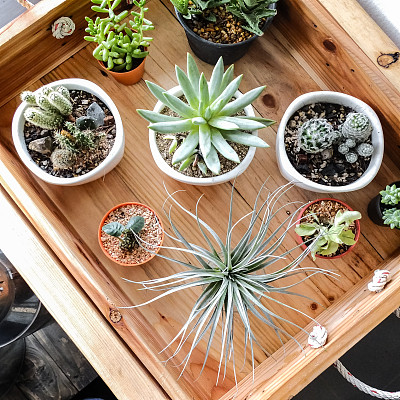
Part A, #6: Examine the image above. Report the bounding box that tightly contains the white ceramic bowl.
[148,85,259,186]
[12,78,124,186]
[276,91,384,193]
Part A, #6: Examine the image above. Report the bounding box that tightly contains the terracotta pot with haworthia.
[276,91,384,193]
[172,0,277,64]
[137,53,275,186]
[85,0,154,85]
[368,181,400,229]
[294,198,361,260]
[12,78,124,186]
[98,202,164,266]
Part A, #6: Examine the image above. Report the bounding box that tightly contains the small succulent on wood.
[21,86,72,129]
[380,184,400,205]
[382,208,400,229]
[137,53,274,174]
[295,209,361,259]
[85,0,154,71]
[298,118,337,154]
[102,216,145,251]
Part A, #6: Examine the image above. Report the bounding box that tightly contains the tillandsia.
[137,53,274,175]
[21,86,72,130]
[380,184,400,206]
[85,0,154,72]
[295,209,361,259]
[120,182,337,382]
[102,215,145,251]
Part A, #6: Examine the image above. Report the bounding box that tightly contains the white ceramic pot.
[12,78,124,186]
[276,91,384,193]
[148,85,259,186]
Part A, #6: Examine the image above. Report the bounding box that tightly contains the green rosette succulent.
[137,53,274,175]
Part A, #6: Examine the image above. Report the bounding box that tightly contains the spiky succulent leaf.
[211,129,240,163]
[222,131,269,147]
[149,119,194,133]
[172,130,199,164]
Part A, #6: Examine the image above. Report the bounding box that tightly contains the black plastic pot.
[367,181,400,227]
[175,5,276,65]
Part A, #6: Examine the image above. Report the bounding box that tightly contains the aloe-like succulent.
[295,208,361,259]
[102,215,145,251]
[121,183,336,381]
[137,53,274,174]
[382,208,400,229]
[380,184,400,205]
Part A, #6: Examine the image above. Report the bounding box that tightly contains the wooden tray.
[1,0,400,399]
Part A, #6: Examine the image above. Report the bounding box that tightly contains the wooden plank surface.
[0,0,400,399]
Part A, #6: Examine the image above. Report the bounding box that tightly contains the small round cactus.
[345,152,358,163]
[338,143,350,155]
[50,148,76,170]
[24,108,64,130]
[298,118,336,153]
[341,112,372,142]
[356,142,374,157]
[344,138,356,148]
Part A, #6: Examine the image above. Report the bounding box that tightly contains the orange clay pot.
[98,202,164,267]
[98,57,146,85]
[295,198,361,259]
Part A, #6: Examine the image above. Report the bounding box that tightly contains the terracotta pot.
[99,57,146,85]
[98,202,164,266]
[295,198,361,259]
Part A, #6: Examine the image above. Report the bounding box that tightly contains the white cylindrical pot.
[12,78,124,186]
[276,91,384,193]
[148,85,258,186]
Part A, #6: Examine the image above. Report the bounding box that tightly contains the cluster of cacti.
[382,208,400,229]
[50,148,76,170]
[85,0,154,71]
[341,112,372,142]
[138,54,274,175]
[54,121,100,153]
[298,119,337,154]
[22,86,72,130]
[102,215,145,251]
[380,184,400,205]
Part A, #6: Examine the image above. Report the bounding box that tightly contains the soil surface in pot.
[24,90,116,178]
[284,103,372,186]
[187,5,264,44]
[100,204,163,265]
[301,199,357,257]
[156,96,250,178]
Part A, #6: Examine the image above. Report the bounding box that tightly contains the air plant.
[121,182,336,383]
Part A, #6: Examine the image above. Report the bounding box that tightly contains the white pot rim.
[148,85,258,186]
[12,78,124,185]
[276,91,384,193]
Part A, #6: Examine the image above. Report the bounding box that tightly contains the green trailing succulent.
[295,208,361,259]
[85,0,154,72]
[102,215,145,251]
[122,183,336,381]
[298,118,337,154]
[382,208,400,229]
[21,86,72,130]
[137,53,274,175]
[380,184,400,205]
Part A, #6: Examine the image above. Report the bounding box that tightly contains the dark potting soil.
[24,90,116,178]
[284,103,372,186]
[187,6,264,44]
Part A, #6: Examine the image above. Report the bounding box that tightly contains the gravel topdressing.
[100,204,163,265]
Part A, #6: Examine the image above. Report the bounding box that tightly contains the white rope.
[308,325,328,348]
[52,17,75,39]
[368,270,391,292]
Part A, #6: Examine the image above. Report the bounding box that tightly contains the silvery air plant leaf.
[120,181,338,385]
[137,53,275,175]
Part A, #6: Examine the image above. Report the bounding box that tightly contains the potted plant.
[137,53,275,185]
[99,202,164,266]
[171,0,277,64]
[122,182,336,381]
[85,0,154,85]
[295,198,361,259]
[12,79,124,186]
[276,91,384,193]
[368,182,400,229]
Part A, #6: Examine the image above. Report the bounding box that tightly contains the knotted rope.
[308,269,400,398]
[52,17,75,39]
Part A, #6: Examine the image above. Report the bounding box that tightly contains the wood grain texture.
[0,0,94,107]
[0,0,400,399]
